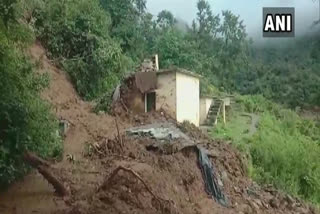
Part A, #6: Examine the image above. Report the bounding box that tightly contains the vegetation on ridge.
[0,0,320,206]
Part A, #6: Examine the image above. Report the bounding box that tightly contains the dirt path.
[0,42,123,214]
[242,113,260,136]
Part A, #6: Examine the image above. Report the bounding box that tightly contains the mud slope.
[0,42,122,214]
[59,125,318,214]
[0,42,318,214]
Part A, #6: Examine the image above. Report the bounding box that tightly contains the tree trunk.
[23,151,70,197]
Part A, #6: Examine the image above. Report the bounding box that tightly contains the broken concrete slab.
[126,122,228,207]
[126,122,194,146]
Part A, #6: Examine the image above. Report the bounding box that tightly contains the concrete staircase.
[204,99,223,126]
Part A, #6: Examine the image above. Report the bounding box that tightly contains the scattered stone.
[128,152,136,159]
[221,171,228,181]
[59,119,70,136]
[208,149,220,158]
[253,199,263,208]
[262,201,270,209]
[295,207,310,214]
[247,186,259,198]
[250,201,260,211]
[284,195,295,204]
[269,198,280,209]
[234,186,241,194]
[238,204,253,214]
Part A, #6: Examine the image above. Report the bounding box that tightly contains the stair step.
[209,109,220,112]
[209,112,219,115]
[208,110,218,114]
[210,107,220,110]
[207,114,217,118]
[206,118,216,123]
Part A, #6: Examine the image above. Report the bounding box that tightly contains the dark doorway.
[146,92,156,112]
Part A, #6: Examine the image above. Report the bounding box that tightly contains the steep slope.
[0,43,318,214]
[0,42,121,214]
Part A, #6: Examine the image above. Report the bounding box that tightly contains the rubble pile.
[58,119,318,214]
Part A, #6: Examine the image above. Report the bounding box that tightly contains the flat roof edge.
[157,68,202,79]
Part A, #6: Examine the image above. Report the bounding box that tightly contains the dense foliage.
[27,0,131,99]
[0,5,62,188]
[237,37,320,108]
[213,95,320,203]
[1,0,320,206]
[14,0,320,105]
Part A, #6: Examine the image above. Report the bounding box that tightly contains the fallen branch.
[23,151,70,197]
[23,151,51,167]
[99,166,171,204]
[114,116,124,150]
[120,99,129,113]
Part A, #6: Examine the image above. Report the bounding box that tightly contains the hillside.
[0,0,320,213]
[0,43,317,214]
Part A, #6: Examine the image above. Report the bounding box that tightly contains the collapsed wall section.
[156,72,177,119]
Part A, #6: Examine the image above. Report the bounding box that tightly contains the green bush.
[250,112,320,203]
[213,95,320,204]
[31,0,130,99]
[0,28,62,188]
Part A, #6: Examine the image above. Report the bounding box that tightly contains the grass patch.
[212,113,251,143]
[211,95,320,204]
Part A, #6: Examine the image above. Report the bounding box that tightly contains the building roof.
[157,68,202,79]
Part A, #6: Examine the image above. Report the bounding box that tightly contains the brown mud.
[0,43,318,214]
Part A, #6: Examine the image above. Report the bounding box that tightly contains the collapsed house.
[115,55,230,127]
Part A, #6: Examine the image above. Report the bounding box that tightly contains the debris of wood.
[99,166,172,205]
[115,116,124,150]
[120,99,129,113]
[23,151,70,197]
[23,151,51,168]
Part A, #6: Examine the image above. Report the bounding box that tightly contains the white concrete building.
[155,69,200,126]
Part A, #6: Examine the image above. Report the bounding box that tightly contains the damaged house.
[115,56,228,127]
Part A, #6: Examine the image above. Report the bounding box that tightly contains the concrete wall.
[176,72,200,126]
[156,72,177,119]
[200,98,213,125]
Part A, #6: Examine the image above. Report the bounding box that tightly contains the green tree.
[157,10,176,29]
[0,0,16,27]
[0,22,62,188]
[33,0,129,99]
[99,0,149,60]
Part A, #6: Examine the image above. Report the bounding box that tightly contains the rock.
[234,186,241,194]
[59,119,70,136]
[208,150,219,158]
[287,202,297,210]
[295,207,309,214]
[269,198,280,209]
[262,201,269,209]
[217,178,224,187]
[238,204,253,214]
[221,171,228,180]
[285,195,295,204]
[128,152,136,159]
[250,201,260,211]
[247,187,259,198]
[233,202,238,208]
[253,199,263,208]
